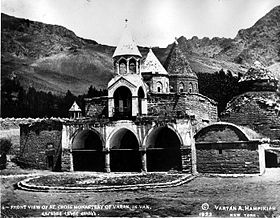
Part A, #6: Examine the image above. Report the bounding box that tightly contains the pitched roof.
[239,61,278,82]
[69,101,81,112]
[141,48,168,75]
[113,24,142,58]
[164,42,197,79]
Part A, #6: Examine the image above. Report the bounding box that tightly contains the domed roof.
[164,42,197,79]
[141,48,168,75]
[239,61,278,83]
[113,22,142,58]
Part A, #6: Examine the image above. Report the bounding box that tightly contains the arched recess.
[129,58,137,74]
[113,86,132,119]
[109,128,141,172]
[138,87,145,115]
[72,129,104,171]
[194,122,250,142]
[189,82,193,93]
[144,126,183,171]
[179,82,184,93]
[156,81,163,93]
[119,58,127,75]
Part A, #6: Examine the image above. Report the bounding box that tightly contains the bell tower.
[112,19,142,76]
[107,20,147,119]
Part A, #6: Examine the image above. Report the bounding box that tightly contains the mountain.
[1,13,114,95]
[178,5,280,66]
[1,6,280,95]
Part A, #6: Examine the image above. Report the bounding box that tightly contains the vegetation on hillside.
[1,78,106,118]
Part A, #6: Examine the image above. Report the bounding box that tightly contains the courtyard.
[1,168,280,217]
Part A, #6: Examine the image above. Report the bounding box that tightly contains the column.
[116,62,119,75]
[104,149,111,173]
[141,149,147,172]
[136,60,139,74]
[126,59,129,74]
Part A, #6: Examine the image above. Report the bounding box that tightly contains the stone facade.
[19,120,62,170]
[222,92,280,140]
[195,143,260,174]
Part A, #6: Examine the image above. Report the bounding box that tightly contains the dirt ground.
[1,168,280,217]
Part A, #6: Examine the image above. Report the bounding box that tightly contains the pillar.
[141,149,147,172]
[126,59,129,74]
[136,60,139,74]
[104,149,111,173]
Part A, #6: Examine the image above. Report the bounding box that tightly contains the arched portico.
[143,126,183,171]
[72,129,105,171]
[108,128,141,172]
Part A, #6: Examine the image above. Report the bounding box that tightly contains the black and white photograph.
[1,0,280,217]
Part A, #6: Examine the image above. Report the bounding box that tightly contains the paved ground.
[1,168,280,217]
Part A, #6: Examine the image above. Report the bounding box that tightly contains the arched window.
[119,59,127,75]
[189,82,193,93]
[129,59,136,74]
[156,82,163,93]
[179,82,184,93]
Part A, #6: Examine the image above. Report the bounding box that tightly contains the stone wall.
[195,142,260,174]
[181,148,192,173]
[148,93,217,130]
[84,97,108,118]
[19,120,62,170]
[222,92,280,140]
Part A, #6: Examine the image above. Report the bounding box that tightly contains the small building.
[69,101,82,119]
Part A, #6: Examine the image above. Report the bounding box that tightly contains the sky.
[1,0,280,47]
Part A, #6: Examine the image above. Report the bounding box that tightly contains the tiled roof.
[164,42,197,79]
[113,24,142,58]
[239,61,278,82]
[141,48,168,75]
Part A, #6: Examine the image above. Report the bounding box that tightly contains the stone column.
[136,60,139,74]
[141,148,147,173]
[104,149,111,173]
[126,59,129,74]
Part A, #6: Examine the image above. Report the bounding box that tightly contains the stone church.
[17,22,280,174]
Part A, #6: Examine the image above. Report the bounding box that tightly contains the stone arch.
[118,58,127,75]
[143,125,183,171]
[71,129,105,171]
[108,127,141,172]
[113,86,132,119]
[156,81,163,93]
[194,122,250,142]
[179,82,184,93]
[129,58,137,74]
[189,82,193,93]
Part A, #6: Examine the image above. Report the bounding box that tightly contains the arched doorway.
[145,126,182,171]
[138,87,145,115]
[109,128,141,172]
[72,130,104,171]
[113,86,132,119]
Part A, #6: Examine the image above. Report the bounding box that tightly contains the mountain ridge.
[1,6,280,95]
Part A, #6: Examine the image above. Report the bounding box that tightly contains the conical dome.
[239,61,277,83]
[113,23,142,58]
[164,42,197,79]
[141,48,168,75]
[239,61,278,92]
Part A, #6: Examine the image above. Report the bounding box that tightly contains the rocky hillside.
[1,5,280,95]
[178,5,280,66]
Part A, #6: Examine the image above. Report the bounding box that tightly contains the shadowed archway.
[109,128,141,172]
[145,126,182,171]
[72,130,104,171]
